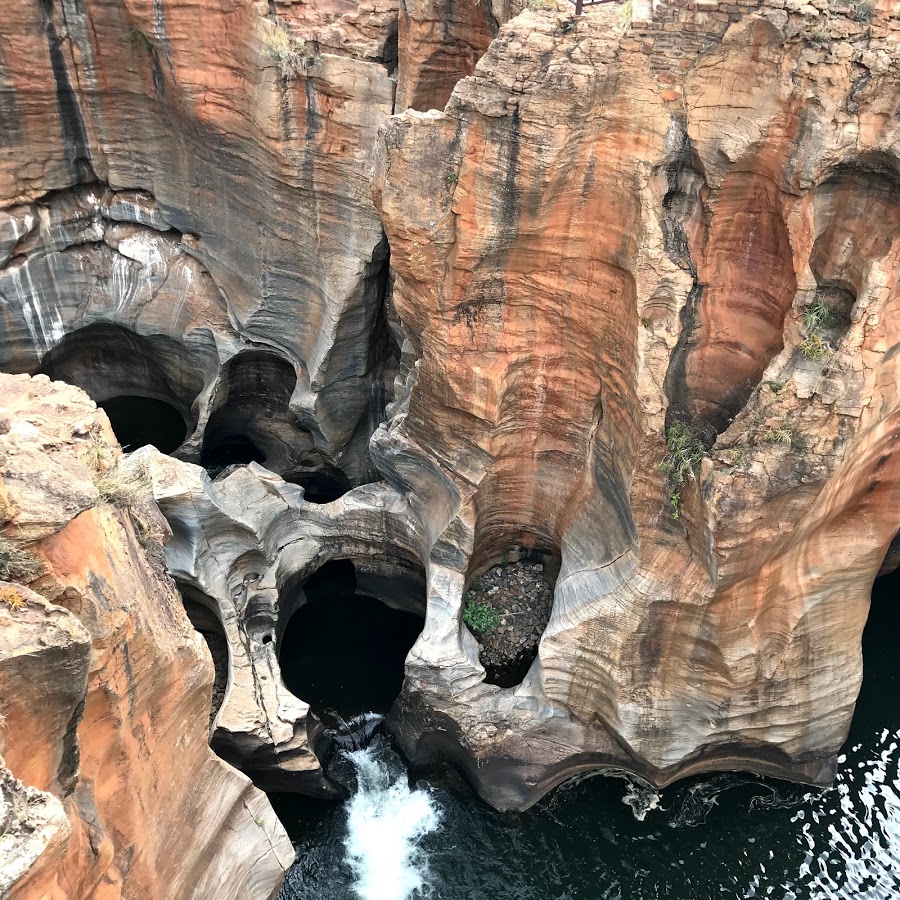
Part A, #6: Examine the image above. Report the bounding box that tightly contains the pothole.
[464,547,560,688]
[278,557,425,729]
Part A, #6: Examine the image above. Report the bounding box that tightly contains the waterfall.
[343,742,440,900]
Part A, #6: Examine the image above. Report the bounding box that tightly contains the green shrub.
[463,599,498,634]
[659,422,706,519]
[764,379,787,393]
[802,296,832,332]
[526,0,557,10]
[660,422,705,486]
[0,538,42,584]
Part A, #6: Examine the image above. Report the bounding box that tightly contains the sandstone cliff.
[0,374,291,899]
[0,0,898,855]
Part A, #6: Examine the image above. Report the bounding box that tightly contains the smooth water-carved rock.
[143,446,431,793]
[0,0,898,840]
[0,0,398,480]
[0,374,292,900]
[373,4,900,809]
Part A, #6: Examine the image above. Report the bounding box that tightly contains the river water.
[274,570,899,900]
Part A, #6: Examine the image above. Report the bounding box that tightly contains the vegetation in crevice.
[659,422,706,519]
[261,21,312,79]
[463,598,499,635]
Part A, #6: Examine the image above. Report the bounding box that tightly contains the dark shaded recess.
[382,20,399,75]
[177,583,230,727]
[853,563,900,753]
[367,247,402,420]
[465,544,561,689]
[98,396,185,454]
[658,125,713,443]
[278,557,426,729]
[200,350,296,472]
[284,466,352,504]
[40,0,93,184]
[39,322,200,453]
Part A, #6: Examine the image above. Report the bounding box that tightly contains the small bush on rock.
[0,586,26,611]
[262,21,310,79]
[799,332,828,361]
[850,0,874,21]
[0,539,42,584]
[93,464,152,508]
[463,599,498,634]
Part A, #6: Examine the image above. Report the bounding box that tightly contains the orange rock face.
[1,0,899,845]
[0,375,292,899]
[374,5,900,808]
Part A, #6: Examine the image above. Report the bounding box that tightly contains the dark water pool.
[278,560,424,729]
[274,570,900,900]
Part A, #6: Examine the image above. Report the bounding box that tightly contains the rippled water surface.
[275,571,900,900]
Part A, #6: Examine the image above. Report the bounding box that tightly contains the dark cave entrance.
[284,467,352,504]
[38,322,201,455]
[177,583,230,730]
[200,349,299,476]
[278,557,425,729]
[464,542,561,689]
[98,396,186,453]
[849,564,900,749]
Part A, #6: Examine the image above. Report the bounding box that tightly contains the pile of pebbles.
[200,629,229,728]
[464,559,553,684]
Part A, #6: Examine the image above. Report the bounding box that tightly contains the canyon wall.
[0,0,898,876]
[0,374,292,899]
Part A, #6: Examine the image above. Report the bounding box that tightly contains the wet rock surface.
[465,561,553,686]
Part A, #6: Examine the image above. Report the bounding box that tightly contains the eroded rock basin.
[275,568,900,899]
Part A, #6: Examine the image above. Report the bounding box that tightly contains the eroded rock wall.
[0,0,399,480]
[373,1,900,808]
[0,0,898,832]
[0,374,291,900]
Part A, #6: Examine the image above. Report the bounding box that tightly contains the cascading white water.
[343,745,441,900]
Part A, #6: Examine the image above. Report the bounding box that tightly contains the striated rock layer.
[373,1,900,808]
[0,374,292,899]
[0,0,898,839]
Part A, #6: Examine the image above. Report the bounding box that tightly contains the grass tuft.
[93,464,153,508]
[0,538,42,584]
[0,586,26,611]
[799,332,828,361]
[659,422,706,519]
[262,21,310,79]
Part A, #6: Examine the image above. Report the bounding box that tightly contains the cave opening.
[278,556,425,729]
[284,467,352,504]
[177,583,230,731]
[98,396,186,453]
[463,542,561,688]
[200,350,297,475]
[38,322,200,455]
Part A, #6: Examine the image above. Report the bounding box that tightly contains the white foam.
[344,746,440,900]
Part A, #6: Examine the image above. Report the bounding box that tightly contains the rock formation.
[0,0,898,891]
[0,374,292,899]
